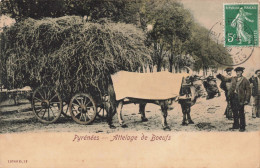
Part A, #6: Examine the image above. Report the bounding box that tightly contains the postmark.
[224,3,259,47]
[208,20,254,66]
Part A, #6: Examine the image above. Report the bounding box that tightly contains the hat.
[224,67,233,72]
[234,67,245,72]
[255,69,260,74]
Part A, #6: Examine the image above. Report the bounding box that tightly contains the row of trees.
[0,0,141,23]
[0,0,232,74]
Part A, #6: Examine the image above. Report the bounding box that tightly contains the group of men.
[217,67,260,132]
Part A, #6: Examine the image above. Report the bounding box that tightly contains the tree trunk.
[149,64,153,72]
[154,43,164,72]
[157,59,162,72]
[139,66,143,73]
[175,64,180,73]
[203,66,208,76]
[169,53,174,73]
[163,64,166,71]
[144,65,147,73]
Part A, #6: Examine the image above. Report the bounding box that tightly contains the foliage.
[0,0,143,24]
[144,0,193,72]
[186,23,232,71]
[0,0,66,21]
[1,16,151,99]
[0,0,233,74]
[140,0,231,73]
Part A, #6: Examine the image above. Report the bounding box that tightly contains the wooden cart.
[31,86,108,124]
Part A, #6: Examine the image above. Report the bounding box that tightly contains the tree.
[144,0,193,72]
[186,23,232,75]
[0,0,143,23]
[0,0,66,21]
[0,0,232,74]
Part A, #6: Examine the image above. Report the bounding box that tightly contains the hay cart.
[1,16,151,126]
[31,86,108,124]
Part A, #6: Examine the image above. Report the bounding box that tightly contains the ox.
[105,68,209,130]
[189,75,221,99]
[203,76,221,99]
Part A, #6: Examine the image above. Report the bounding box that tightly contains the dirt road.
[1,91,260,134]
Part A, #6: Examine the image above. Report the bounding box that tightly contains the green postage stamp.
[224,4,259,46]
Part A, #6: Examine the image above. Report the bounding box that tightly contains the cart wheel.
[61,102,71,118]
[32,86,62,124]
[97,104,108,119]
[69,93,97,124]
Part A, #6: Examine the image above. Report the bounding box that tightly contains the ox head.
[186,75,207,99]
[181,67,208,100]
[202,76,220,99]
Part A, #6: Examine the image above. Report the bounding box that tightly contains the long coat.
[217,74,232,100]
[229,76,251,105]
[249,76,259,96]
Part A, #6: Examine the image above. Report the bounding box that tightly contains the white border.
[223,3,259,47]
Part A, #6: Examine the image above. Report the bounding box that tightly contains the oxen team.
[105,69,221,130]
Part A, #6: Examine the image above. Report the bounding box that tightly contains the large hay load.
[1,16,151,96]
[1,16,151,124]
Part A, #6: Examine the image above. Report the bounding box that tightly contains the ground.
[0,90,260,134]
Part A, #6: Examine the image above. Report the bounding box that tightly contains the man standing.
[249,69,260,118]
[229,67,251,132]
[219,67,233,120]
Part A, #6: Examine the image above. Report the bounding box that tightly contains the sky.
[181,0,260,76]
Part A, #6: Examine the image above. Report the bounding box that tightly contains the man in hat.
[249,69,260,118]
[228,67,251,132]
[219,67,234,119]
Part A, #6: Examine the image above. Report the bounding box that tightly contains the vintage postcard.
[0,0,259,168]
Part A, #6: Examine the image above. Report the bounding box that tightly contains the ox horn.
[183,66,193,75]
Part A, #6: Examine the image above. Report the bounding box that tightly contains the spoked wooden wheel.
[32,86,62,124]
[97,104,108,119]
[69,93,97,124]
